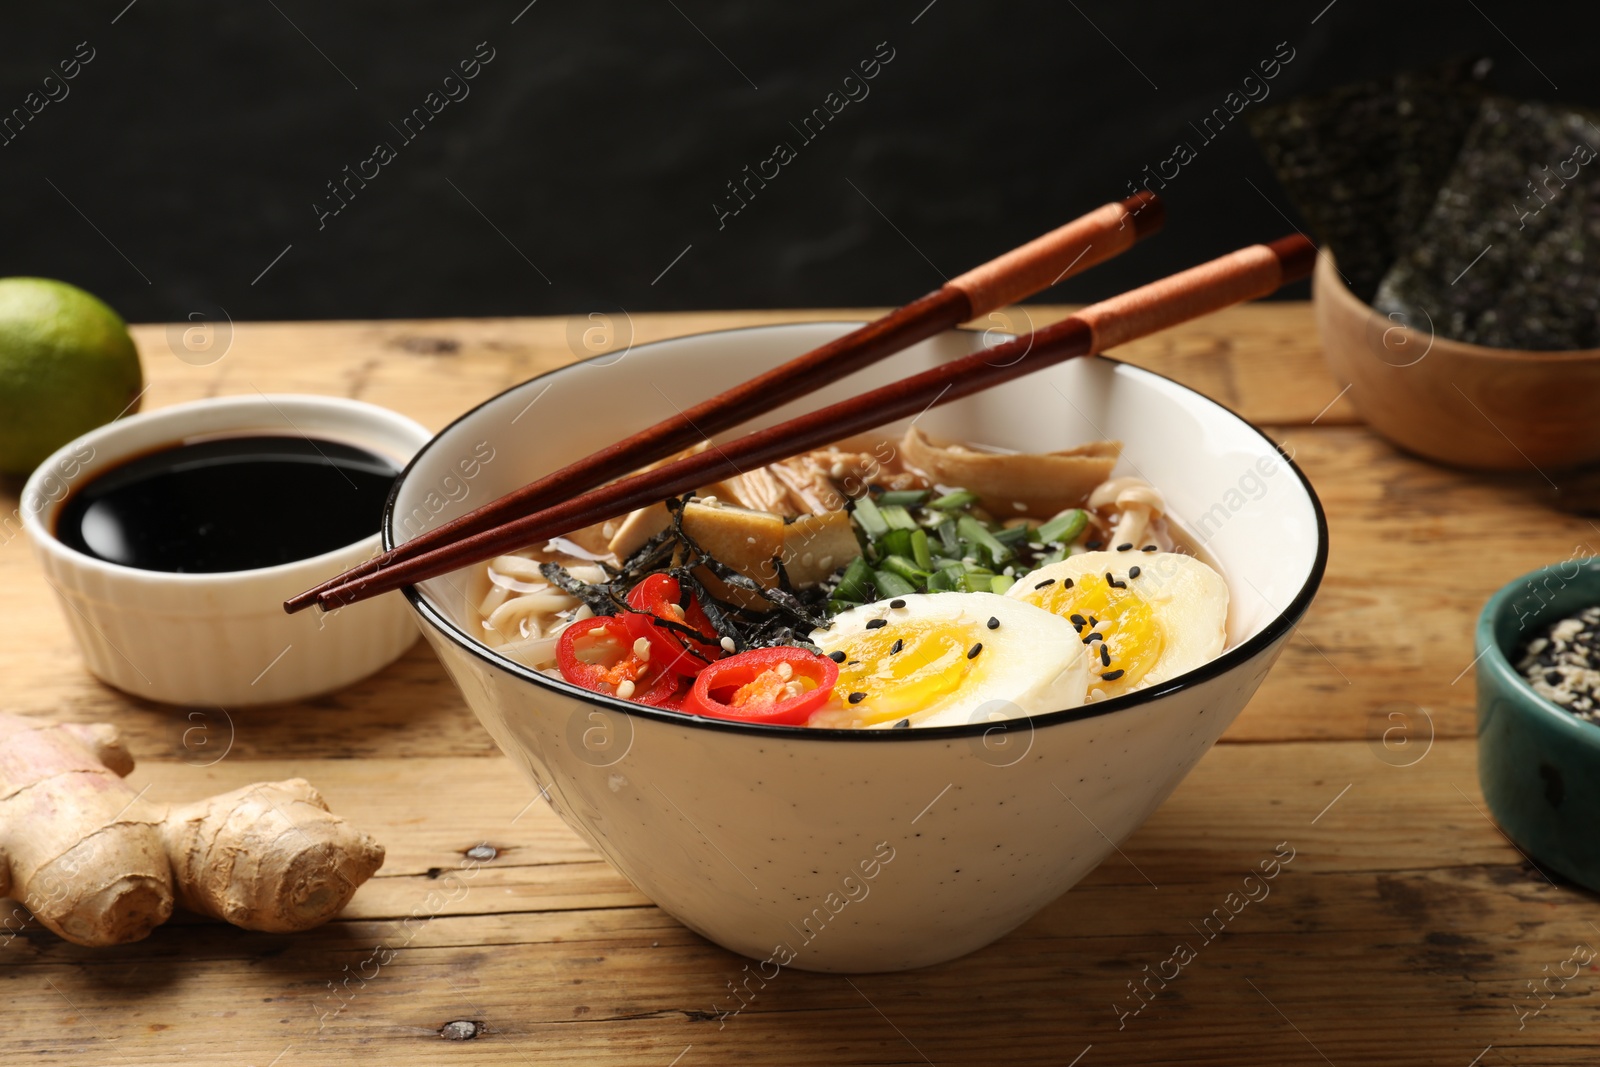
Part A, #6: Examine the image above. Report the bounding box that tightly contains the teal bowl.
[1476,557,1600,892]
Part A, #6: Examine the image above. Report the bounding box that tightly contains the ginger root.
[0,714,383,947]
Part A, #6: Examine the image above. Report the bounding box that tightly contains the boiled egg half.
[808,591,1089,728]
[1007,550,1228,699]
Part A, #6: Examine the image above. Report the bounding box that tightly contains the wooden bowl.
[1313,251,1600,471]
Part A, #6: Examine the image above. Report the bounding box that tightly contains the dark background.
[1,2,1596,323]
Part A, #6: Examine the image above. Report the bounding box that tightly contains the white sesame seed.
[775,661,793,680]
[632,637,651,661]
[720,636,736,653]
[615,680,636,699]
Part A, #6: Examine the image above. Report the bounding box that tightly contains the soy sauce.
[55,435,398,573]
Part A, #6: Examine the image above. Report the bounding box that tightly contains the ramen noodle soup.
[465,427,1228,729]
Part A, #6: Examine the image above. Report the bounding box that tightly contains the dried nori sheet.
[1373,97,1600,350]
[1248,59,1488,302]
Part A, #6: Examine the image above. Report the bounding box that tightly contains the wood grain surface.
[2,306,1596,1066]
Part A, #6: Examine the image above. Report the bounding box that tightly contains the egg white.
[1007,550,1228,697]
[808,591,1089,728]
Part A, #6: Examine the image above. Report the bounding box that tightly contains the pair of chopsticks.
[291,200,1314,613]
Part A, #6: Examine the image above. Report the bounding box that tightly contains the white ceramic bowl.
[394,324,1328,972]
[22,394,429,707]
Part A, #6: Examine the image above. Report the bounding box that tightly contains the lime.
[0,278,143,476]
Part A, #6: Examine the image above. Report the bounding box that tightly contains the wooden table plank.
[5,743,1595,1066]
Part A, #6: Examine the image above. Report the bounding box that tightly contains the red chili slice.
[556,615,679,704]
[686,646,839,726]
[624,573,724,675]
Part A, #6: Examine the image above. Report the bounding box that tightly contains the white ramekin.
[21,394,431,707]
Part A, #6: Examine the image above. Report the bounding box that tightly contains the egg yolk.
[1020,572,1163,695]
[830,618,984,724]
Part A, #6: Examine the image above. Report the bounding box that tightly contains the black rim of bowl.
[388,321,1331,742]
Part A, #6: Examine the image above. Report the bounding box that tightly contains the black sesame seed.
[848,691,867,704]
[1142,544,1158,552]
[890,639,904,655]
[1070,613,1087,627]
[1063,578,1074,589]
[865,618,888,630]
[1117,542,1133,551]
[1101,669,1125,681]
[890,599,907,609]
[1088,616,1098,627]
[1083,632,1104,644]
[1106,572,1127,589]
[967,643,983,659]
[1100,644,1111,666]
[892,718,911,729]
[847,660,861,666]
[829,651,847,663]
[1129,566,1141,579]
[1086,540,1104,550]
[1034,578,1056,589]
[987,616,1000,630]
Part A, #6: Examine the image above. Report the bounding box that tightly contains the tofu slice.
[680,501,785,611]
[780,510,861,586]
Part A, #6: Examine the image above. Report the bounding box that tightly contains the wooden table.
[3,305,1597,1066]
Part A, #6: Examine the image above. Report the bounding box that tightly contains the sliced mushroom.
[900,427,1121,518]
[1087,477,1167,549]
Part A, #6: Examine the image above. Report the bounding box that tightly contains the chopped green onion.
[851,495,889,539]
[936,562,967,589]
[879,528,915,559]
[872,570,917,598]
[828,599,860,615]
[957,515,1012,565]
[876,489,930,507]
[880,555,931,583]
[936,518,961,556]
[878,504,919,531]
[929,489,980,511]
[833,556,875,602]
[909,528,933,571]
[989,574,1015,594]
[1037,508,1088,545]
[962,572,996,593]
[994,524,1034,546]
[1035,547,1067,567]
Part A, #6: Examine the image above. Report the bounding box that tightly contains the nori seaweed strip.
[539,561,619,616]
[676,567,743,653]
[771,553,795,594]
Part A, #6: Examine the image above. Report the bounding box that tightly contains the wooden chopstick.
[314,234,1315,611]
[284,192,1163,613]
